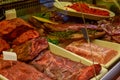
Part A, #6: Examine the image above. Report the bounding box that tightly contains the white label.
[3,51,17,61]
[5,9,17,20]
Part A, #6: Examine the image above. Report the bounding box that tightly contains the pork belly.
[65,40,118,64]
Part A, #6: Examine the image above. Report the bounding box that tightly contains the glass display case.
[0,0,119,80]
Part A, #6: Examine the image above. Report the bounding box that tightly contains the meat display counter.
[0,0,120,80]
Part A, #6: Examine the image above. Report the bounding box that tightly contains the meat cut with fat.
[13,37,48,62]
[0,60,52,80]
[65,40,118,64]
[31,50,101,80]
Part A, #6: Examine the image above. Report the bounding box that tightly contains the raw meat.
[12,30,40,45]
[0,60,52,80]
[0,38,10,53]
[13,37,48,62]
[31,50,101,80]
[65,40,118,64]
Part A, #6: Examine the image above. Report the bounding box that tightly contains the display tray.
[58,39,120,69]
[101,61,120,80]
[48,42,108,80]
[53,1,115,20]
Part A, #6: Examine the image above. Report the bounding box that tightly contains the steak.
[0,38,10,53]
[0,60,52,80]
[65,40,118,64]
[12,30,40,45]
[13,37,48,62]
[31,50,101,80]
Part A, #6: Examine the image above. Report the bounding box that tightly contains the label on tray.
[3,51,17,61]
[5,9,17,20]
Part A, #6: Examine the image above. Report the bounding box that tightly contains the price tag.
[5,9,17,20]
[3,51,17,61]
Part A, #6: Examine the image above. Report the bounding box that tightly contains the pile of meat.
[0,18,40,54]
[98,17,120,43]
[31,50,101,80]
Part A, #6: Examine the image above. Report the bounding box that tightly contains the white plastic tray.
[49,42,108,80]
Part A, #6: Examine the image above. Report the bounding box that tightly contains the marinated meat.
[31,50,101,80]
[0,60,52,80]
[0,20,16,36]
[13,37,48,62]
[0,18,33,36]
[12,30,40,45]
[65,40,118,64]
[0,38,10,53]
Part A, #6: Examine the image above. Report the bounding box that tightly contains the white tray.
[54,1,115,20]
[49,42,108,80]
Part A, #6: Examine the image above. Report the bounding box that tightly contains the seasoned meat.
[0,38,10,53]
[13,37,48,62]
[31,50,101,80]
[0,20,16,36]
[12,30,40,45]
[0,60,52,80]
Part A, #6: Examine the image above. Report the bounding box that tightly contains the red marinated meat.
[0,18,33,36]
[0,20,16,36]
[0,38,10,53]
[0,60,52,80]
[13,37,48,62]
[31,50,101,80]
[12,30,40,45]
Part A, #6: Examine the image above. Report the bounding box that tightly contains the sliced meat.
[65,40,118,64]
[31,50,101,80]
[13,37,48,62]
[0,38,10,53]
[0,60,52,80]
[44,23,102,32]
[12,30,40,45]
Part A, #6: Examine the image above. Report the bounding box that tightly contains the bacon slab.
[65,40,118,64]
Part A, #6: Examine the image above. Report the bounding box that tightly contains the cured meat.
[0,60,52,80]
[0,38,10,53]
[13,37,48,62]
[12,30,40,45]
[31,50,101,80]
[65,40,118,64]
